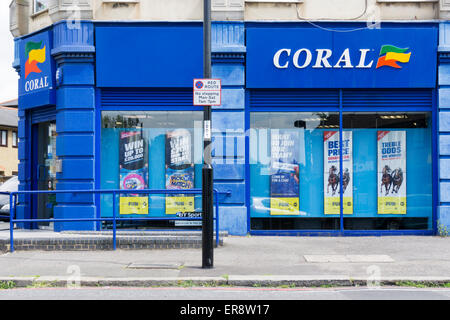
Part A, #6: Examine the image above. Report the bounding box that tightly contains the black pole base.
[202,166,214,269]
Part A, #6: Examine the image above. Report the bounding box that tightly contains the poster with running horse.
[323,131,353,215]
[377,131,406,214]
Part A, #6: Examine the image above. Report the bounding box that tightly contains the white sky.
[0,2,18,103]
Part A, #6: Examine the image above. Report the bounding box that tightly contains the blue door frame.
[245,89,438,236]
[30,122,39,230]
[29,107,57,230]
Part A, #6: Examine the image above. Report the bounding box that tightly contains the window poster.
[323,131,353,215]
[377,131,406,214]
[119,130,149,215]
[165,129,195,215]
[269,129,300,215]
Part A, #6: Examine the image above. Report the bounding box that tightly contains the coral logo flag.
[376,45,411,69]
[24,41,46,79]
[19,30,56,108]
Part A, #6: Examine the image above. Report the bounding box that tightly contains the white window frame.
[12,131,18,148]
[33,0,50,14]
[0,130,7,147]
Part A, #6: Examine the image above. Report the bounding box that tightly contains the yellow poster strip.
[270,197,300,216]
[324,197,353,215]
[378,196,406,215]
[119,196,148,215]
[165,196,195,215]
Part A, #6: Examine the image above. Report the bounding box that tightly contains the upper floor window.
[0,130,7,147]
[34,0,50,14]
[12,132,18,148]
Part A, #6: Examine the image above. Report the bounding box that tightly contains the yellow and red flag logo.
[24,41,46,79]
[376,45,411,69]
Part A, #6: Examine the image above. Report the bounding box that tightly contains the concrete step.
[0,230,227,252]
[60,230,229,237]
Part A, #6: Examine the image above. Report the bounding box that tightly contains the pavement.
[0,221,449,288]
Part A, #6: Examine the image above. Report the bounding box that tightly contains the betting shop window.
[100,111,203,229]
[342,112,433,231]
[249,112,341,231]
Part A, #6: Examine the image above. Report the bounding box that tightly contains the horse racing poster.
[377,131,406,214]
[165,129,195,215]
[269,129,300,215]
[323,131,353,215]
[119,130,149,215]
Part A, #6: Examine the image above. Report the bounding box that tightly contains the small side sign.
[193,79,221,106]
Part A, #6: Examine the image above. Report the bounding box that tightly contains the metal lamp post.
[202,0,214,269]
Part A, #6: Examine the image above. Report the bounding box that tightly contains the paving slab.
[304,255,395,263]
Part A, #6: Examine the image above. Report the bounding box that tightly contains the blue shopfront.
[14,21,248,233]
[245,23,439,235]
[13,20,445,236]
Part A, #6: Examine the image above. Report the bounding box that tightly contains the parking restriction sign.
[193,79,221,106]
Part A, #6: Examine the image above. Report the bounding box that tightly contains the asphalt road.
[0,286,450,300]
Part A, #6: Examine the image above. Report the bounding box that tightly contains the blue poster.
[270,129,300,215]
[119,130,148,214]
[165,129,195,214]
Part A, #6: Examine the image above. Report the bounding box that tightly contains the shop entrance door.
[31,121,57,229]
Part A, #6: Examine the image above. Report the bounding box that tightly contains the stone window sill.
[245,0,303,3]
[376,0,437,3]
[102,0,139,3]
[31,8,49,19]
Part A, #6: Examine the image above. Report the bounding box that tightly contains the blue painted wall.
[52,22,96,231]
[95,25,203,87]
[438,23,450,233]
[211,22,247,235]
[14,22,97,231]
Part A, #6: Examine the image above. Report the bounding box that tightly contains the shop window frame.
[95,88,205,230]
[246,88,438,236]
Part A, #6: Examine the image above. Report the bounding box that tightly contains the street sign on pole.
[193,79,221,106]
[202,0,214,269]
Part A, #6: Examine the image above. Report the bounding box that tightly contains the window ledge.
[102,0,139,3]
[30,8,49,19]
[245,0,303,3]
[377,0,437,3]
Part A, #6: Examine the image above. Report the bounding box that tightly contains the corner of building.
[211,21,248,236]
[438,21,450,233]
